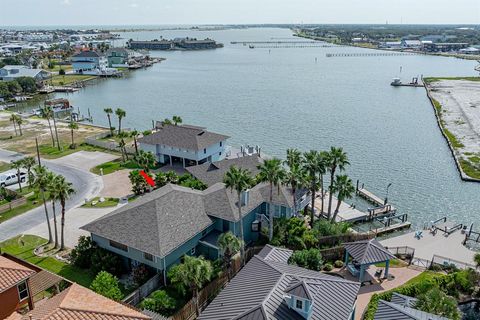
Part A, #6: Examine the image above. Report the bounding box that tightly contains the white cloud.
[129,3,138,8]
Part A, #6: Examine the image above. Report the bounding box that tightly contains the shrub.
[59,68,65,75]
[323,263,333,271]
[334,260,344,268]
[288,248,323,271]
[91,248,124,276]
[415,287,461,320]
[132,264,151,286]
[90,271,123,301]
[314,219,351,237]
[141,290,177,315]
[70,236,95,268]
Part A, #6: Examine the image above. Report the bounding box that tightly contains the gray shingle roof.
[81,184,213,258]
[391,293,418,308]
[257,245,293,263]
[344,239,396,265]
[199,247,360,320]
[186,155,263,187]
[374,299,450,320]
[73,50,101,58]
[138,124,229,151]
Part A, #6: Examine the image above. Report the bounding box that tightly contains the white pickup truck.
[0,170,27,187]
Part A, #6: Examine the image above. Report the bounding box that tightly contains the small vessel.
[391,78,402,86]
[249,45,255,49]
[34,98,73,115]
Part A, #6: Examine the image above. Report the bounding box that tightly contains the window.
[109,240,128,252]
[204,148,207,154]
[190,247,196,255]
[251,221,259,232]
[296,299,303,310]
[219,152,222,156]
[18,281,28,301]
[220,141,222,147]
[144,252,154,261]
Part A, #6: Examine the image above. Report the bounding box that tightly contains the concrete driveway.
[23,205,121,248]
[49,151,118,172]
[99,170,133,198]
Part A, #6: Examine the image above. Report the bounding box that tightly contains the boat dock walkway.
[315,193,368,223]
[326,52,416,57]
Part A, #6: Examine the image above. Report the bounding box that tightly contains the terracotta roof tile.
[0,255,36,292]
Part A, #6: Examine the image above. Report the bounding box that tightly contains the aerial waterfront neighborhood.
[1,2,480,320]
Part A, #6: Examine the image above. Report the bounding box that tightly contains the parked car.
[0,170,27,187]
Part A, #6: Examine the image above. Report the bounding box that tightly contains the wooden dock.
[391,83,424,88]
[357,187,385,207]
[371,221,411,236]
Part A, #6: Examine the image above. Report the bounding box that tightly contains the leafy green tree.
[70,236,95,268]
[224,165,252,265]
[288,248,324,271]
[0,82,13,100]
[168,255,213,316]
[16,76,37,93]
[330,174,355,223]
[179,177,207,190]
[32,165,53,244]
[142,290,176,314]
[129,170,150,195]
[7,81,21,94]
[52,175,75,250]
[474,253,480,268]
[104,108,114,136]
[10,159,24,192]
[326,147,349,219]
[134,150,156,172]
[217,232,242,280]
[257,158,286,241]
[415,287,461,320]
[314,219,351,237]
[115,108,126,135]
[90,248,124,276]
[59,68,65,75]
[90,271,123,301]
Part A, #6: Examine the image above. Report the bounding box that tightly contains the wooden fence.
[0,197,27,214]
[123,273,162,306]
[85,131,135,154]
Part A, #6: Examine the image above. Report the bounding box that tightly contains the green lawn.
[0,235,95,288]
[91,159,148,175]
[0,161,12,173]
[47,74,96,86]
[81,197,119,208]
[0,187,46,224]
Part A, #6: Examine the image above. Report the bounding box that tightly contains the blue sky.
[3,0,480,26]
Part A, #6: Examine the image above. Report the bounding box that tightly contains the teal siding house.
[81,156,309,283]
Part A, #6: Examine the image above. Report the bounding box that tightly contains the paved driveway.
[99,170,133,198]
[49,151,118,172]
[23,205,121,248]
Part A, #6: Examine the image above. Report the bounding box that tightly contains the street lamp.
[384,183,392,205]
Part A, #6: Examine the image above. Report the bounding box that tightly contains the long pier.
[326,52,416,57]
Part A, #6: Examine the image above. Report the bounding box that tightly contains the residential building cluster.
[127,37,223,50]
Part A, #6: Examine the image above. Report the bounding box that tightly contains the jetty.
[326,52,416,57]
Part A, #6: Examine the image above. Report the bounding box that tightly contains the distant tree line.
[0,77,37,99]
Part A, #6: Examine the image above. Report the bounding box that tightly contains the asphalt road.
[0,149,103,242]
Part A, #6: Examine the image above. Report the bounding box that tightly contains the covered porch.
[343,238,396,285]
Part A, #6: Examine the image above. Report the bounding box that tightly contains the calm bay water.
[26,27,480,227]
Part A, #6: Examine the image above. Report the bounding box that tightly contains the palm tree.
[284,164,305,216]
[47,172,59,248]
[257,158,286,241]
[302,150,322,227]
[217,232,242,281]
[52,175,75,250]
[130,130,140,155]
[169,255,213,316]
[115,108,126,135]
[52,114,61,151]
[32,165,53,244]
[330,175,355,223]
[172,115,182,126]
[224,166,252,265]
[68,120,78,149]
[10,114,18,136]
[326,147,349,219]
[118,138,128,162]
[135,150,156,172]
[40,107,55,146]
[317,151,328,215]
[285,148,301,169]
[11,159,24,192]
[15,116,24,136]
[163,118,173,125]
[104,108,114,136]
[21,156,36,187]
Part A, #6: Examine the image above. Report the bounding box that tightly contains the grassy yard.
[44,64,73,74]
[0,235,95,288]
[48,74,96,86]
[0,187,47,224]
[38,143,119,159]
[375,259,407,268]
[90,159,147,175]
[81,197,119,208]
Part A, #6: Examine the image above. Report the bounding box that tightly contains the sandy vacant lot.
[428,80,480,175]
